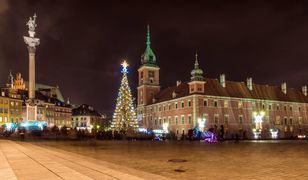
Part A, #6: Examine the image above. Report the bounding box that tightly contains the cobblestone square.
[1,140,307,179]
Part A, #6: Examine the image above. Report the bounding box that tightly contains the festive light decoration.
[20,121,47,131]
[253,111,265,123]
[111,60,138,131]
[138,128,147,133]
[162,123,169,133]
[252,111,265,139]
[198,118,206,132]
[4,123,16,131]
[270,128,278,139]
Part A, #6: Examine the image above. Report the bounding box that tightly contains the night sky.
[1,0,308,113]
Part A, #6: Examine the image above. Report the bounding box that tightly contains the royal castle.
[137,27,308,139]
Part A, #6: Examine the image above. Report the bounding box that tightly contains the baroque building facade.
[72,104,107,132]
[2,72,72,128]
[137,27,308,139]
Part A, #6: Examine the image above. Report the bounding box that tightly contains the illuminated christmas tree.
[111,60,139,132]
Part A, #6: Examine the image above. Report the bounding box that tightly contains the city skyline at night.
[1,0,308,113]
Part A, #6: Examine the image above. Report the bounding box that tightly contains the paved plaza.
[1,139,308,179]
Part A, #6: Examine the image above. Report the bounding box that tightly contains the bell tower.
[188,53,205,94]
[137,26,160,123]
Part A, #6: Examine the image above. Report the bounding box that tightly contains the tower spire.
[146,24,151,47]
[194,52,199,69]
[141,25,157,66]
[6,69,14,88]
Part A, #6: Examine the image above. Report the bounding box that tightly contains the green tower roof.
[191,53,204,81]
[141,25,157,67]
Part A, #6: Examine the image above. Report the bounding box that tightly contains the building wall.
[0,91,22,125]
[55,106,72,127]
[140,94,308,139]
[72,115,104,131]
[0,96,9,125]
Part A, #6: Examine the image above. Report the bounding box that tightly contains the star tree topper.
[121,60,129,74]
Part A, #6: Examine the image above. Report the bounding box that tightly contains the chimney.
[176,80,182,86]
[281,82,287,94]
[247,77,253,91]
[219,74,226,88]
[302,85,307,96]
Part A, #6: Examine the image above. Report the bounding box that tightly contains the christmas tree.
[111,60,139,132]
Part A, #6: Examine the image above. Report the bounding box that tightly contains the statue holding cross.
[26,13,37,37]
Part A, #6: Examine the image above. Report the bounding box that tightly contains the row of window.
[10,101,19,107]
[152,115,194,126]
[55,108,72,113]
[148,99,304,113]
[0,99,9,104]
[73,117,89,121]
[148,114,304,126]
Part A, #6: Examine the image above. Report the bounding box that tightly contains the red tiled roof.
[153,78,308,104]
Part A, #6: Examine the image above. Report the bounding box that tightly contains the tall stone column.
[24,14,39,100]
[28,46,36,99]
[23,14,40,121]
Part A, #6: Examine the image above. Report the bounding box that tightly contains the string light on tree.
[111,60,139,132]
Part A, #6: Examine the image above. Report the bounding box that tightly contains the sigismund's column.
[23,14,40,121]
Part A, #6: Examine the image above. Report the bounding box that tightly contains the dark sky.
[1,0,308,113]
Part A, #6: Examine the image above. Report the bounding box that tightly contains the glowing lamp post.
[252,111,265,139]
[198,118,206,132]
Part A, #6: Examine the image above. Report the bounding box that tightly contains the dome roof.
[190,53,204,81]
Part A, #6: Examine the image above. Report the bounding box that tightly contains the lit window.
[238,101,243,108]
[299,117,303,124]
[224,100,228,108]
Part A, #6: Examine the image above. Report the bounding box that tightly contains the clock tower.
[137,26,160,124]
